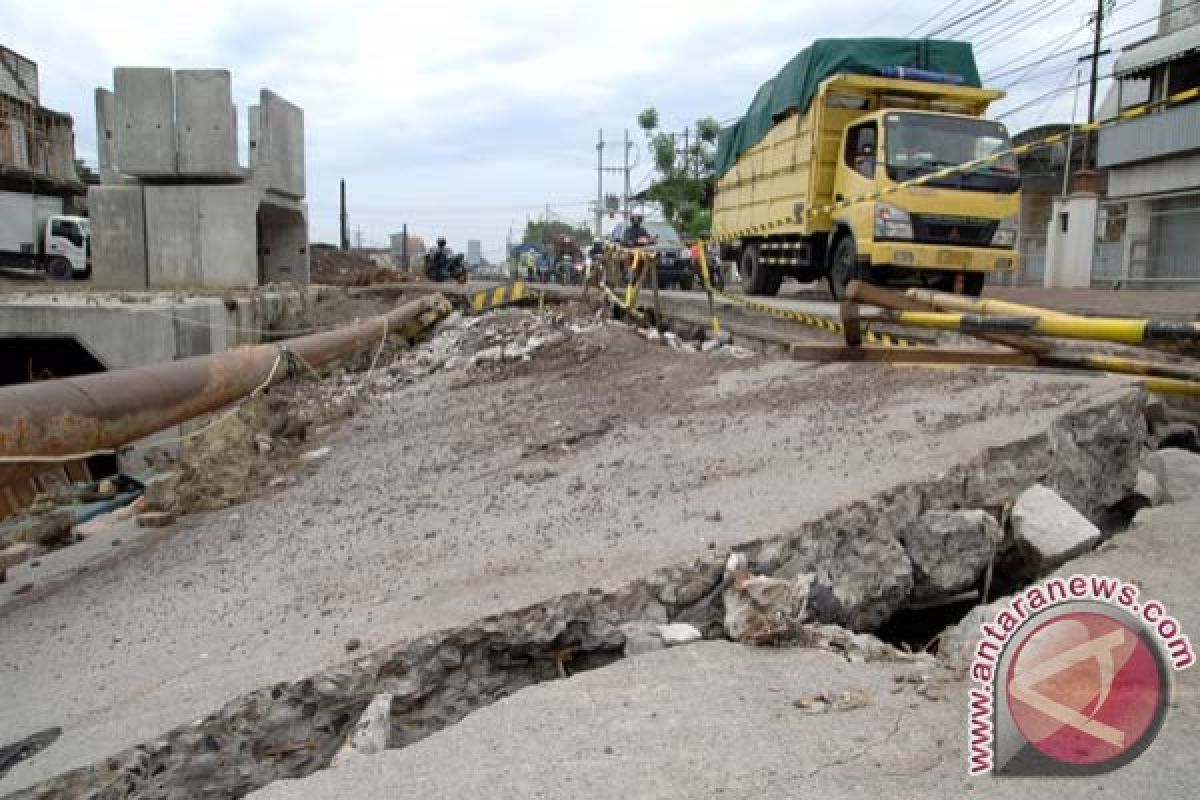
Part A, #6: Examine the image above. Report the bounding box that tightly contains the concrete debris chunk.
[331,693,393,768]
[142,470,182,513]
[904,510,1002,596]
[656,623,702,646]
[10,509,74,548]
[1131,468,1167,508]
[938,596,1010,671]
[723,571,813,644]
[1011,484,1101,571]
[300,446,332,462]
[1145,448,1200,504]
[700,339,721,353]
[791,688,872,714]
[619,622,665,657]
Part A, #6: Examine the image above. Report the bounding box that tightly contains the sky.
[6,0,1166,258]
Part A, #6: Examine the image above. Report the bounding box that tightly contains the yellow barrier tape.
[600,239,920,347]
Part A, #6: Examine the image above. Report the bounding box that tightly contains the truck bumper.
[868,242,1019,273]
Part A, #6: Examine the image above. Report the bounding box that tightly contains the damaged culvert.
[7,385,1153,800]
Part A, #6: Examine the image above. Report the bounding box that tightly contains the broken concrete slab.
[902,510,1002,597]
[141,470,182,513]
[1011,484,1102,571]
[0,360,1146,795]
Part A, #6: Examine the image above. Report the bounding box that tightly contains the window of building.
[1167,52,1200,101]
[1119,76,1154,110]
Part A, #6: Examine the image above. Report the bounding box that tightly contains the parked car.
[608,220,695,290]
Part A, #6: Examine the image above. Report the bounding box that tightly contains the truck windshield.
[884,114,1019,193]
[644,222,682,245]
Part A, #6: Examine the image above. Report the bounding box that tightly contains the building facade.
[1094,0,1200,286]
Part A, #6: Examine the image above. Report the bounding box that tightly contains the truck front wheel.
[828,236,860,300]
[46,257,73,280]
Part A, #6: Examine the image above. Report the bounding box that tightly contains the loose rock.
[903,510,1002,597]
[1011,484,1101,572]
[1145,448,1200,503]
[331,693,393,767]
[657,623,702,646]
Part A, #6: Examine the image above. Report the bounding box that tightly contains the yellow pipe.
[1121,375,1200,396]
[884,310,1188,345]
[905,288,1077,320]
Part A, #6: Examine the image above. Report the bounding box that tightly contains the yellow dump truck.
[713,39,1020,297]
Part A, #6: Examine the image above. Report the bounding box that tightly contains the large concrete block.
[175,70,239,177]
[88,185,147,289]
[144,185,258,288]
[256,90,305,198]
[114,68,177,177]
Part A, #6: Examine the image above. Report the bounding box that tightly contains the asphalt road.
[0,318,1127,794]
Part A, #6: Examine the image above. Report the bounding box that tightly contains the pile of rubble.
[310,244,413,287]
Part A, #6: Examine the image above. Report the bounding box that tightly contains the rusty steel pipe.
[0,294,451,481]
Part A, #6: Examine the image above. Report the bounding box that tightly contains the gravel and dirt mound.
[310,244,414,286]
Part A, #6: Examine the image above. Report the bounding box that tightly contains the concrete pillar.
[1043,193,1099,288]
[94,88,118,183]
[1120,199,1153,282]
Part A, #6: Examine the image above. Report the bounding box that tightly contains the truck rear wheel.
[740,244,782,296]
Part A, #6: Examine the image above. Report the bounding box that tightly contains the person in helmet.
[622,213,650,247]
[429,236,450,280]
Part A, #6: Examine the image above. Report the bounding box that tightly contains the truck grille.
[910,214,997,247]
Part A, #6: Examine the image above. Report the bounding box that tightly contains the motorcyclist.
[622,214,651,247]
[428,237,451,281]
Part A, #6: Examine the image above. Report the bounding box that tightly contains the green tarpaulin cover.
[714,38,981,177]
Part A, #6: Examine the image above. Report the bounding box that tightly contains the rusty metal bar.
[0,294,451,481]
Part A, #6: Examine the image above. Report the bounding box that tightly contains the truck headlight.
[874,203,913,240]
[991,216,1018,248]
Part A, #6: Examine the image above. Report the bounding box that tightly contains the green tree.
[635,107,720,236]
[521,219,593,249]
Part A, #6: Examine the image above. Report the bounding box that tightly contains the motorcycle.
[427,253,468,283]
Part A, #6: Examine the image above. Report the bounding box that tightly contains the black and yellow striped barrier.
[876,310,1200,346]
[468,280,541,314]
[600,238,920,347]
[712,86,1200,243]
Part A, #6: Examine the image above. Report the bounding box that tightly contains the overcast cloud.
[6,0,1161,258]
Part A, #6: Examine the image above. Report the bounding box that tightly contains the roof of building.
[1114,24,1200,78]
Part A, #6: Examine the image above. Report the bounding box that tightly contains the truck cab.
[44,215,91,279]
[829,110,1019,297]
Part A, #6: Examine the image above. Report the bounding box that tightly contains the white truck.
[0,189,91,279]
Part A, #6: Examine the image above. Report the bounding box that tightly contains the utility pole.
[682,127,690,179]
[623,128,632,218]
[1079,0,1107,170]
[1087,0,1104,126]
[401,222,408,270]
[596,129,604,238]
[339,179,349,251]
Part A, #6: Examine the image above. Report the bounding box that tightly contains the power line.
[974,0,1081,52]
[984,0,1194,83]
[931,0,1013,38]
[905,0,975,36]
